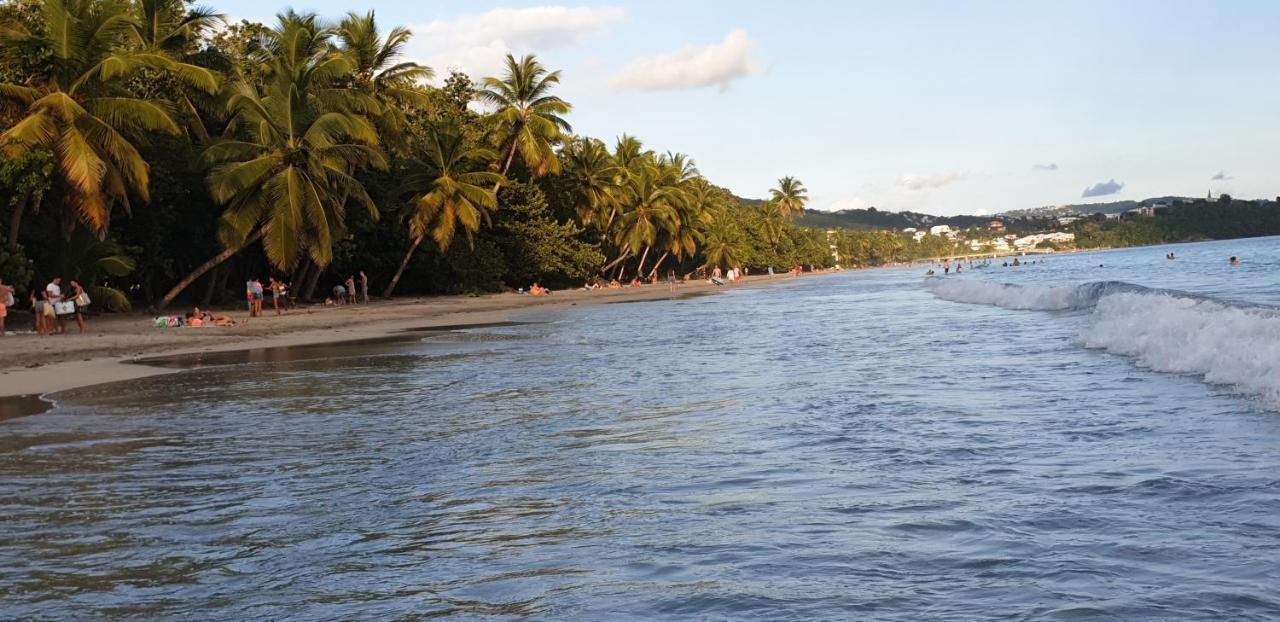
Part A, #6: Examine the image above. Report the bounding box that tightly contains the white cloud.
[406,6,627,80]
[611,29,762,91]
[1211,170,1232,180]
[895,171,969,192]
[1032,163,1058,171]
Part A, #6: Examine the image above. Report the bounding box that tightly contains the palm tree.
[702,221,742,272]
[479,54,571,183]
[612,133,647,174]
[383,123,503,297]
[0,0,217,234]
[124,0,226,141]
[758,201,785,246]
[155,12,385,310]
[561,137,621,229]
[335,11,432,154]
[770,176,809,218]
[607,162,681,277]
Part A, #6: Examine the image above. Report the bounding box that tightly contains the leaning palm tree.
[770,176,809,218]
[479,53,572,183]
[382,123,504,297]
[335,11,432,154]
[0,0,217,234]
[605,162,681,277]
[155,12,384,310]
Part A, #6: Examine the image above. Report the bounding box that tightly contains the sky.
[210,0,1280,215]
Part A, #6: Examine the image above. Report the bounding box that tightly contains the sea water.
[1,237,1278,620]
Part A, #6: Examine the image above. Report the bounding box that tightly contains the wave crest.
[1082,293,1280,404]
[929,279,1280,407]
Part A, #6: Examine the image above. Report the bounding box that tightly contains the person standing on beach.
[0,278,11,336]
[246,279,264,318]
[269,276,284,316]
[345,275,357,305]
[46,278,65,334]
[69,280,87,334]
[768,266,774,278]
[359,271,369,304]
[31,292,47,336]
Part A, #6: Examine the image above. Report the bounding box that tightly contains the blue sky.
[211,0,1280,215]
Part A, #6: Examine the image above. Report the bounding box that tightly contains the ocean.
[1,236,1278,620]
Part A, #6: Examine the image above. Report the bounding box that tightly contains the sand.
[0,272,828,398]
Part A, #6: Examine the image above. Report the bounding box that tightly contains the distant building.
[989,220,1006,230]
[912,230,927,242]
[1013,232,1075,249]
[1056,216,1079,225]
[902,227,917,233]
[1124,206,1155,217]
[929,225,956,239]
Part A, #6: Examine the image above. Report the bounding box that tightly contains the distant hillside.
[794,208,993,231]
[1000,196,1192,219]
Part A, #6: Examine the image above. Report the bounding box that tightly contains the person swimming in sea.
[1230,256,1240,266]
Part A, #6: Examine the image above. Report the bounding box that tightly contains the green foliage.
[1071,200,1280,249]
[4,0,1274,311]
[490,181,603,287]
[0,246,35,293]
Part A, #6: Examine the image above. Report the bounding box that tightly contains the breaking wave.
[929,279,1280,407]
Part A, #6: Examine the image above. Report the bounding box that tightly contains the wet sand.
[0,272,829,398]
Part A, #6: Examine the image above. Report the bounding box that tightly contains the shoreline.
[0,271,835,400]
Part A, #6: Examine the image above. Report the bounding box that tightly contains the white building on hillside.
[1013,232,1075,249]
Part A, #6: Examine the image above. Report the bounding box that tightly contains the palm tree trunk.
[383,235,423,298]
[291,260,310,291]
[648,251,669,278]
[302,263,323,301]
[156,227,267,311]
[635,246,651,278]
[200,265,220,306]
[493,137,520,194]
[7,192,28,252]
[600,247,631,273]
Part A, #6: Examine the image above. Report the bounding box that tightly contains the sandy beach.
[0,272,831,398]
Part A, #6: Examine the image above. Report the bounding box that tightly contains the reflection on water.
[0,394,52,422]
[2,239,1280,620]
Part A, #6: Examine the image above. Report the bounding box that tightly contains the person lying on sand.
[187,307,238,327]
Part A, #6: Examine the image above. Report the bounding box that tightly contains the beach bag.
[53,301,76,315]
[75,291,90,307]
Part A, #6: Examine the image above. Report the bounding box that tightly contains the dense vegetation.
[1070,197,1280,249]
[1,0,956,313]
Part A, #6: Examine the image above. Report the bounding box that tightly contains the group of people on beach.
[327,272,369,306]
[0,277,90,337]
[242,271,369,319]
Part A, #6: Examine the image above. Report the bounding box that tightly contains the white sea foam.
[1080,293,1280,406]
[929,279,1280,407]
[927,279,1077,310]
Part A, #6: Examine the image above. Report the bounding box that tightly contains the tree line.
[1070,197,1280,249]
[1,0,960,312]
